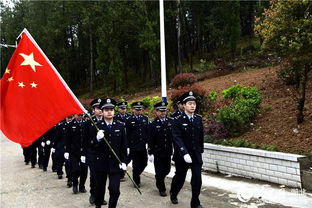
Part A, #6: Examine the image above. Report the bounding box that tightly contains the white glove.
[127,148,130,155]
[119,163,127,171]
[80,156,86,163]
[96,130,104,141]
[46,140,51,145]
[183,154,192,163]
[64,152,69,160]
[41,142,45,147]
[148,154,154,163]
[51,148,55,153]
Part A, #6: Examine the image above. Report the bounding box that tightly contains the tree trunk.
[297,67,308,123]
[89,33,94,96]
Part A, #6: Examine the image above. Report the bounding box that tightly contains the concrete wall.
[202,143,309,188]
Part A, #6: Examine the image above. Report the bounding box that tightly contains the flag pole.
[86,113,142,195]
[160,0,167,102]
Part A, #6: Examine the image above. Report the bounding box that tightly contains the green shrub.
[208,91,218,101]
[307,151,312,160]
[261,144,279,152]
[217,85,262,136]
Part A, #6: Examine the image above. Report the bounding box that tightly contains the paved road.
[0,135,290,208]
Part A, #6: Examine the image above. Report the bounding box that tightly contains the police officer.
[41,126,57,172]
[53,116,72,182]
[148,101,173,197]
[94,98,127,208]
[66,113,88,194]
[114,101,130,181]
[170,91,204,208]
[126,101,149,187]
[82,98,107,205]
[171,98,184,118]
[115,101,130,124]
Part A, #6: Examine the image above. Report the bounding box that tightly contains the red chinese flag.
[0,29,86,147]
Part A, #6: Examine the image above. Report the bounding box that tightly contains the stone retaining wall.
[203,143,309,188]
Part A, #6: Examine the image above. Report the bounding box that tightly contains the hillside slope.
[194,67,312,155]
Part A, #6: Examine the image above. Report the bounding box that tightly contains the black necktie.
[108,124,112,129]
[190,117,193,123]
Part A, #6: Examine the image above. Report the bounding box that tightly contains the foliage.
[199,59,216,72]
[216,85,262,136]
[277,62,299,85]
[0,1,269,95]
[212,138,279,152]
[204,117,228,141]
[307,151,312,161]
[255,0,312,123]
[208,91,217,101]
[170,73,198,89]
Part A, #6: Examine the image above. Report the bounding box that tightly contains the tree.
[255,0,312,123]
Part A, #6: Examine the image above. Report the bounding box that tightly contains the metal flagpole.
[160,0,167,102]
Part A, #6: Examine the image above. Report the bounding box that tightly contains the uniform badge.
[98,99,101,103]
[189,91,193,96]
[107,99,111,103]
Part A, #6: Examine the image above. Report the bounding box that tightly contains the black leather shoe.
[43,167,47,172]
[170,195,178,204]
[79,187,87,193]
[67,180,73,188]
[58,175,63,179]
[102,200,107,205]
[31,165,35,168]
[95,206,101,208]
[193,205,204,208]
[73,186,78,194]
[159,191,167,197]
[25,162,29,165]
[89,195,95,205]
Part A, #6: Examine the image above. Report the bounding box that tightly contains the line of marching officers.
[21,91,204,208]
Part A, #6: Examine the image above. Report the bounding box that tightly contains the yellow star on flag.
[5,68,10,74]
[30,82,38,88]
[19,52,42,72]
[7,77,14,82]
[18,82,25,88]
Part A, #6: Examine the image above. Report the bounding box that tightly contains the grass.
[208,138,280,152]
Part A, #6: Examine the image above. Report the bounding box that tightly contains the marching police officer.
[148,101,173,197]
[115,101,130,123]
[41,126,57,172]
[94,98,127,208]
[126,101,149,187]
[53,116,72,182]
[82,98,107,205]
[66,113,88,194]
[171,98,184,118]
[170,91,204,208]
[114,101,130,181]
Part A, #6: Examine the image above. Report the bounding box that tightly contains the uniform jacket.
[148,117,173,157]
[172,113,204,164]
[94,119,127,173]
[66,118,86,158]
[125,114,149,151]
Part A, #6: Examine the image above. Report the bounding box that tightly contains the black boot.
[89,195,95,205]
[73,186,78,194]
